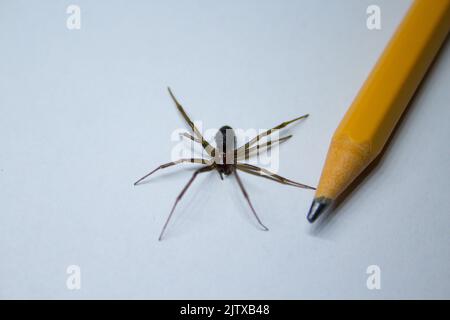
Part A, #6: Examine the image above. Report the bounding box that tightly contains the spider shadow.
[159,167,217,240]
[229,170,270,232]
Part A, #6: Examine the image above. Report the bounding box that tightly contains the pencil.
[307,0,450,223]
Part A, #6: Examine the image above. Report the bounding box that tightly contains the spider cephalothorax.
[134,87,315,240]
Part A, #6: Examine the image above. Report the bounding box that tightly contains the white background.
[1,0,449,299]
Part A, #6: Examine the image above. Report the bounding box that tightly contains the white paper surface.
[1,0,449,299]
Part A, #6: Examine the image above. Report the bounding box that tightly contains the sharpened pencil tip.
[307,197,332,223]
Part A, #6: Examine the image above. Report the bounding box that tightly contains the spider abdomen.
[215,125,237,175]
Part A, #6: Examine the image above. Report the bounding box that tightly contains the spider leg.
[168,87,216,157]
[158,165,214,240]
[234,114,308,155]
[179,132,208,157]
[236,163,315,190]
[236,135,292,161]
[180,132,201,144]
[233,168,269,231]
[134,158,211,185]
[236,165,299,187]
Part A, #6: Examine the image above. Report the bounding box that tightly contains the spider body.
[215,125,236,176]
[135,88,315,240]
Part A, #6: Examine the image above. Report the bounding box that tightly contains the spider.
[134,88,315,240]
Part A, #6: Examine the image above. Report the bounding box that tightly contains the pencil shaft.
[315,0,450,201]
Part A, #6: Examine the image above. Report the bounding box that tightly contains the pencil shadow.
[309,35,449,237]
[308,155,382,236]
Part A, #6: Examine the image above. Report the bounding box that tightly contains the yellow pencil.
[307,0,450,222]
